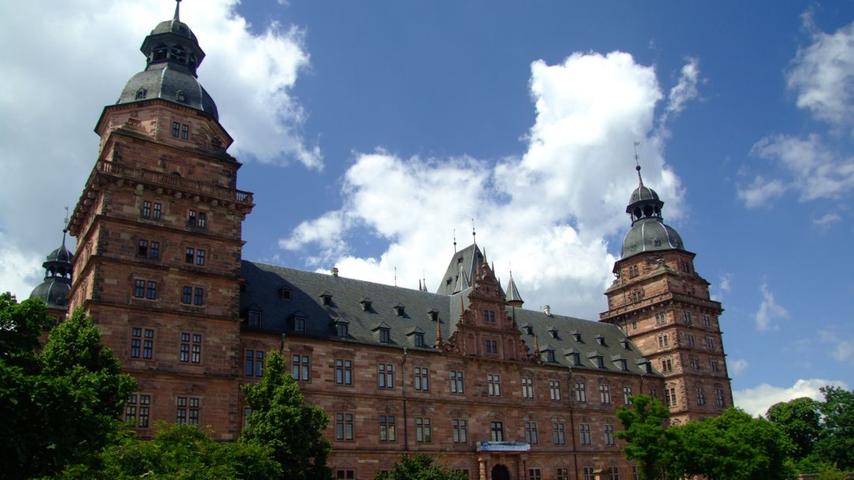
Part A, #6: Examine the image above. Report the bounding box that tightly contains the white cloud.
[813,212,842,226]
[728,358,748,376]
[734,378,848,417]
[737,176,787,208]
[755,281,788,332]
[787,16,854,130]
[0,0,314,297]
[282,51,687,318]
[0,233,43,301]
[719,273,732,293]
[662,57,700,123]
[819,330,854,364]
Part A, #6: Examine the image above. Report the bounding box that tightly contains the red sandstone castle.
[30,4,732,480]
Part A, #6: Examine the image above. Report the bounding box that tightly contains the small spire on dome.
[633,141,644,187]
[453,229,457,253]
[471,219,477,246]
[173,0,182,22]
[61,206,69,247]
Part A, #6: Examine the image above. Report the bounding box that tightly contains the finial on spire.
[393,266,397,287]
[633,141,644,187]
[471,219,476,245]
[174,0,182,22]
[61,206,70,246]
[453,229,457,252]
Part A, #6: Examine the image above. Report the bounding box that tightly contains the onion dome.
[29,229,73,310]
[115,0,218,120]
[621,164,685,258]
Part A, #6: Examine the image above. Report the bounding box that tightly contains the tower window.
[153,202,162,219]
[172,122,190,140]
[141,201,151,218]
[135,88,147,100]
[137,240,148,257]
[149,241,160,259]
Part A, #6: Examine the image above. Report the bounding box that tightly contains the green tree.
[671,408,794,480]
[74,423,281,479]
[375,455,467,480]
[241,351,332,480]
[766,397,822,461]
[815,386,854,471]
[0,299,135,479]
[616,395,676,480]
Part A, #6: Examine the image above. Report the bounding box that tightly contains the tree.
[615,395,676,480]
[815,386,854,471]
[375,455,467,480]
[74,423,281,479]
[0,299,136,479]
[670,408,794,480]
[766,397,822,461]
[241,351,332,480]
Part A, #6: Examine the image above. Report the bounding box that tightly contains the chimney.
[331,267,339,277]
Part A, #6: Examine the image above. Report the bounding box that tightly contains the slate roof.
[621,217,685,259]
[241,260,657,376]
[436,244,484,295]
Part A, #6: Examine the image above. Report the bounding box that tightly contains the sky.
[0,0,852,417]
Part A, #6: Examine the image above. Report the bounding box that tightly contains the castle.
[29,4,732,480]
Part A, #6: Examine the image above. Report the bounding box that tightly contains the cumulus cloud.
[737,176,788,208]
[788,15,854,130]
[282,52,691,318]
[660,57,700,128]
[734,378,848,417]
[755,281,789,332]
[0,0,314,298]
[728,358,748,376]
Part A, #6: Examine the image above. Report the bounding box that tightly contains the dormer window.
[594,356,605,369]
[615,359,628,371]
[567,352,582,367]
[523,324,533,335]
[542,349,556,363]
[334,320,349,338]
[246,309,261,329]
[135,88,147,100]
[548,327,559,339]
[373,323,392,344]
[428,309,439,322]
[595,335,606,346]
[292,314,305,333]
[414,332,425,348]
[175,90,186,102]
[360,297,372,312]
[572,332,582,343]
[320,292,333,306]
[278,287,291,300]
[621,339,631,350]
[393,304,405,317]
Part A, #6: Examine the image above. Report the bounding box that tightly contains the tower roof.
[621,161,685,259]
[114,0,218,120]
[30,226,73,310]
[505,272,524,307]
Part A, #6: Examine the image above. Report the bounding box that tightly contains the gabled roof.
[436,243,483,295]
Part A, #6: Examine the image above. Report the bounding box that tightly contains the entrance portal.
[491,464,510,480]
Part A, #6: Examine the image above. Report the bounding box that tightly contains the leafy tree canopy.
[616,395,676,480]
[815,386,854,471]
[375,455,468,480]
[241,351,332,480]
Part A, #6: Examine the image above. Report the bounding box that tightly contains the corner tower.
[600,165,732,424]
[66,1,253,439]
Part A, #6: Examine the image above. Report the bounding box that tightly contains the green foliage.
[0,299,136,479]
[78,423,281,479]
[241,351,332,480]
[766,397,821,461]
[375,455,467,480]
[670,408,794,480]
[815,386,854,471]
[615,395,675,480]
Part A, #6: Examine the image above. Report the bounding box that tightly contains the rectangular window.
[703,314,712,328]
[336,359,353,385]
[683,311,693,325]
[528,469,542,480]
[552,419,566,445]
[609,466,621,480]
[133,279,145,298]
[549,380,561,401]
[137,239,148,257]
[415,417,432,443]
[715,387,726,408]
[187,210,197,227]
[450,370,464,394]
[655,311,666,326]
[185,247,195,264]
[293,316,305,333]
[705,336,715,350]
[336,471,355,480]
[623,385,633,405]
[575,381,587,402]
[292,354,310,382]
[247,310,261,329]
[245,350,254,377]
[522,377,534,399]
[198,212,207,229]
[379,415,396,442]
[488,374,501,396]
[378,363,394,389]
[557,468,569,480]
[131,327,142,358]
[485,339,498,354]
[688,335,696,347]
[697,387,706,406]
[583,467,595,480]
[125,393,151,428]
[180,123,189,140]
[599,383,611,404]
[146,281,157,300]
[580,423,591,445]
[193,287,204,306]
[150,241,160,259]
[524,420,539,444]
[255,351,264,377]
[195,249,206,266]
[180,332,190,362]
[414,367,430,391]
[665,385,678,406]
[191,334,201,363]
[153,202,162,219]
[661,358,673,373]
[482,309,496,323]
[176,396,200,425]
[605,424,616,446]
[171,121,181,138]
[335,413,354,441]
[490,421,504,442]
[141,200,152,218]
[710,359,720,372]
[379,328,391,343]
[181,286,192,304]
[658,334,669,348]
[142,328,154,359]
[452,418,467,443]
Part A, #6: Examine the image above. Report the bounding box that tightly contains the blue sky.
[0,0,851,415]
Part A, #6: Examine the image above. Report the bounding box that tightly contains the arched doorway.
[491,464,510,480]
